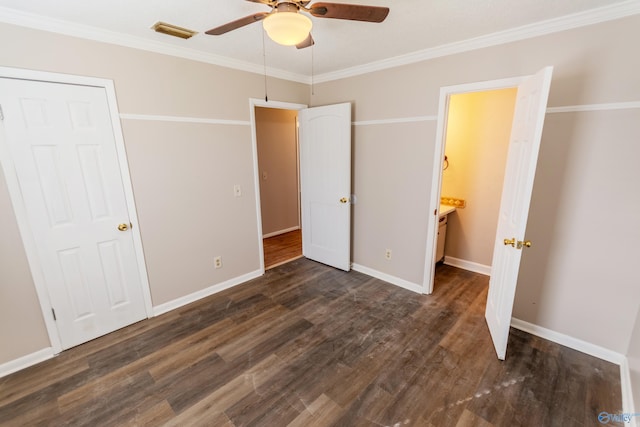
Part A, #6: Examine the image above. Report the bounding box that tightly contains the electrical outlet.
[214,256,222,269]
[385,249,392,260]
[233,184,242,197]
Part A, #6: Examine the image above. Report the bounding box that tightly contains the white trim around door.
[249,98,307,273]
[0,66,153,354]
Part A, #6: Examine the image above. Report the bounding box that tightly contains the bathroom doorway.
[434,87,518,288]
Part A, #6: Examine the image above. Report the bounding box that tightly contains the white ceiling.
[0,0,636,81]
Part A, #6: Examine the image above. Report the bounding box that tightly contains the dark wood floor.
[263,229,302,270]
[0,260,621,426]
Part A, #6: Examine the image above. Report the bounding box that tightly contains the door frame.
[422,75,527,294]
[0,67,154,353]
[249,98,307,273]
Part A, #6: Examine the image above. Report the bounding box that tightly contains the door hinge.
[0,105,4,121]
[51,308,57,321]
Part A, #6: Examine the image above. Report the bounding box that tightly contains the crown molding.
[0,6,310,84]
[314,0,640,83]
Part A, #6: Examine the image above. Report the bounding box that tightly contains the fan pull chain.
[311,44,315,96]
[262,29,268,102]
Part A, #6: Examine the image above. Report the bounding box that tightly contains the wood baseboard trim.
[0,347,55,379]
[510,317,624,365]
[351,263,424,294]
[443,256,491,276]
[262,226,300,239]
[153,269,263,316]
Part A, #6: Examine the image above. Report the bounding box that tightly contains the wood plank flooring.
[0,260,622,426]
[263,229,302,270]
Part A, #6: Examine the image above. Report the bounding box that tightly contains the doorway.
[434,88,518,288]
[250,99,307,272]
[250,99,353,273]
[423,75,526,295]
[254,106,303,269]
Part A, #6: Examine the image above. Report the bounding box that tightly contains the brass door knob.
[503,237,516,247]
[117,223,129,231]
[339,197,349,204]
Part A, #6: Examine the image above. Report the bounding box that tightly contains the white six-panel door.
[0,78,148,350]
[485,66,554,360]
[299,103,352,271]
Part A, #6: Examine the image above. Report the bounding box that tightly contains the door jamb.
[0,66,154,354]
[249,98,307,273]
[422,75,527,295]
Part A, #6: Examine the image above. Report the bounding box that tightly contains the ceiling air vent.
[152,22,197,39]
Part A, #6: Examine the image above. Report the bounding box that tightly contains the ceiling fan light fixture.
[263,11,312,46]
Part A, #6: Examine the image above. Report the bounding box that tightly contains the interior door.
[299,103,351,271]
[485,66,554,360]
[0,78,148,350]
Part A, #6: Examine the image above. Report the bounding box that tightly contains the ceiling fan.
[205,0,389,49]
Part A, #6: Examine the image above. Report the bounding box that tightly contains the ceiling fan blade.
[205,12,270,35]
[296,33,315,49]
[309,2,389,23]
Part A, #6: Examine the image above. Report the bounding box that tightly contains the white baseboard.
[153,269,263,316]
[262,226,300,239]
[351,263,424,294]
[0,347,55,379]
[443,256,491,276]
[620,357,637,426]
[511,317,624,365]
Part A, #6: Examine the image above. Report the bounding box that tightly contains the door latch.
[504,238,532,249]
[517,240,532,249]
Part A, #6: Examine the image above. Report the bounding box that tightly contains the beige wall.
[351,122,434,284]
[0,22,308,365]
[628,307,640,413]
[120,121,261,304]
[255,107,300,236]
[312,15,640,354]
[442,89,517,266]
[515,109,640,352]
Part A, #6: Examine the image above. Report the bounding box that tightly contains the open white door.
[299,103,351,271]
[485,66,553,360]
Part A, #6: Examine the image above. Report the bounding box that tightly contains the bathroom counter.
[439,204,456,217]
